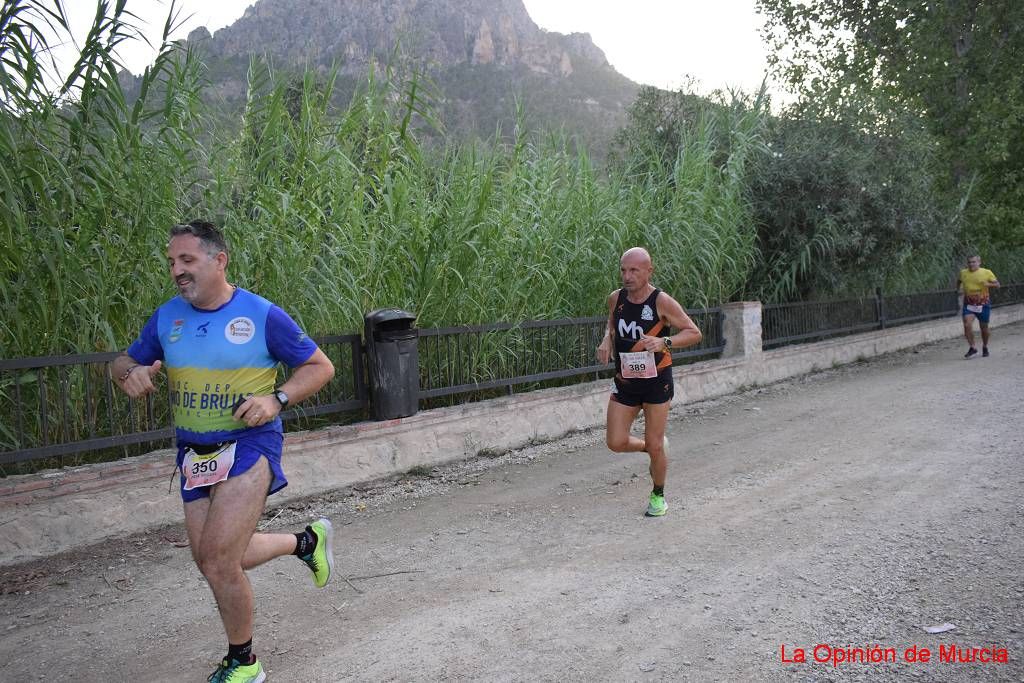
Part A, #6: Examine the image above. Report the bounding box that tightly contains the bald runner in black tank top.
[596,247,703,518]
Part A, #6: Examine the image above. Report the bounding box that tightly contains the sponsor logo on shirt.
[225,317,255,344]
[169,319,185,343]
[618,319,643,340]
[641,304,654,321]
[196,321,210,337]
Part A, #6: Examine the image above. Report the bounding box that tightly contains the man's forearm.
[673,328,703,349]
[279,357,334,405]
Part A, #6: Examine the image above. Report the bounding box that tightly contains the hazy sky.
[61,0,771,94]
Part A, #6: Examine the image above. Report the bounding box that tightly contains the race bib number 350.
[182,442,236,491]
[620,350,657,379]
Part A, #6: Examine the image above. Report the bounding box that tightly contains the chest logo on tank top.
[225,317,255,344]
[641,304,654,321]
[618,319,643,340]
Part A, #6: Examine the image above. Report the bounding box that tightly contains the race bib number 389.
[620,350,658,379]
[182,442,236,490]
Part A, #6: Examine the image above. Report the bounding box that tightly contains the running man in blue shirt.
[111,221,335,682]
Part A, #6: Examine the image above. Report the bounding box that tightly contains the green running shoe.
[645,493,668,517]
[208,657,266,683]
[299,517,334,588]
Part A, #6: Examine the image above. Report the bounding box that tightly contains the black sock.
[653,485,664,497]
[227,639,253,665]
[293,527,317,557]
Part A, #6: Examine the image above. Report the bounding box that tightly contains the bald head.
[621,247,652,268]
[619,247,654,294]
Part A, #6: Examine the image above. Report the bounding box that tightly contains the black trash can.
[364,308,419,420]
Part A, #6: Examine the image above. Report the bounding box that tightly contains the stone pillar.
[721,301,763,359]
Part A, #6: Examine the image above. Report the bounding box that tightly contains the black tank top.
[613,288,671,379]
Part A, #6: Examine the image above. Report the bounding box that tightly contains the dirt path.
[2,325,1022,682]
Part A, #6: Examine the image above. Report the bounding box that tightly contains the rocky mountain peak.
[188,0,613,79]
[161,0,638,155]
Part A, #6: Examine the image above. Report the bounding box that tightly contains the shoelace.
[207,660,231,683]
[209,659,249,683]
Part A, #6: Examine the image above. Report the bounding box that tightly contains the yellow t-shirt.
[959,267,997,304]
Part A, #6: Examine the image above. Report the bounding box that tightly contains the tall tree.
[758,0,1024,247]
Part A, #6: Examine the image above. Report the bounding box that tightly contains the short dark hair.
[170,220,228,257]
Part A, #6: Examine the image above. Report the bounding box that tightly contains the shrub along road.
[1,325,1022,682]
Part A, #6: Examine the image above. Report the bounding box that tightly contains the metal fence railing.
[763,283,1023,349]
[3,285,1021,471]
[992,282,1024,308]
[0,350,172,467]
[881,289,959,327]
[763,296,880,348]
[0,334,366,470]
[417,307,725,400]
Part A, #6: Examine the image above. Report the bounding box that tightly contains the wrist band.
[119,364,140,383]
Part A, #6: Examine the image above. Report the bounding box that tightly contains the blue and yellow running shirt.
[126,287,319,445]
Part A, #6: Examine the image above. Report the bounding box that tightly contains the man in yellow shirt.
[957,254,1000,358]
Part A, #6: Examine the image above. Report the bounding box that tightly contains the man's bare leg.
[642,401,670,488]
[963,314,976,349]
[184,458,274,644]
[606,399,644,453]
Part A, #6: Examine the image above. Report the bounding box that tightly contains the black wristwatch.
[662,336,673,350]
[273,389,289,408]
